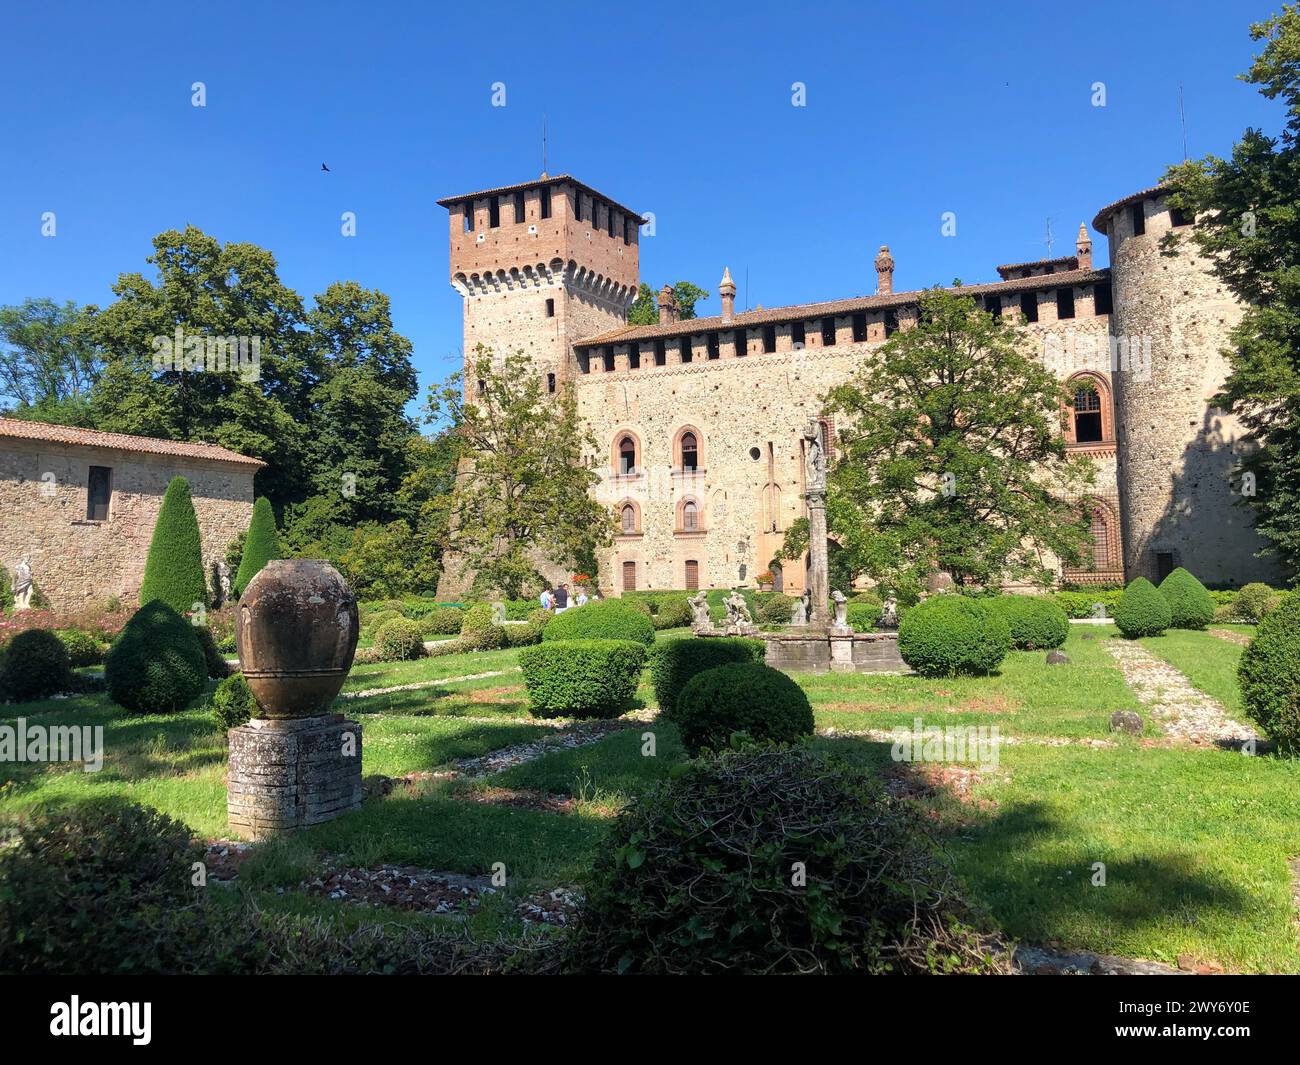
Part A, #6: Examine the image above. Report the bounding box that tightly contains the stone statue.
[12,557,33,611]
[790,592,808,626]
[880,595,899,628]
[830,589,849,629]
[802,418,827,492]
[491,601,507,626]
[688,589,711,631]
[722,590,757,636]
[213,560,232,608]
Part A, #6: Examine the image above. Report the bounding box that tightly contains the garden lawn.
[1138,628,1248,715]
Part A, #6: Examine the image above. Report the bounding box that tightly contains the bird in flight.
[321,163,331,172]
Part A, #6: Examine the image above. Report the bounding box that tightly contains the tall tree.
[627,281,708,325]
[139,477,209,613]
[424,345,613,597]
[0,298,101,425]
[787,288,1094,598]
[1163,6,1300,572]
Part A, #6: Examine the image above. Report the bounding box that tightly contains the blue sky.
[0,0,1280,415]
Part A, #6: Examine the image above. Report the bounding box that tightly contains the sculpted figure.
[12,557,33,611]
[688,589,712,631]
[831,589,848,628]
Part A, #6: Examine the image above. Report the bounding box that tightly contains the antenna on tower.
[541,115,549,177]
[1044,217,1054,257]
[1179,82,1188,161]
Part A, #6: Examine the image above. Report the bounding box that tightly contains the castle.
[436,174,1281,598]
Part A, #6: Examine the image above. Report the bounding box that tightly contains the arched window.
[682,500,699,531]
[618,434,637,475]
[1064,373,1113,445]
[681,432,698,472]
[620,503,637,534]
[1073,384,1103,443]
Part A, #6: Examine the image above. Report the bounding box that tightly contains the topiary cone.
[1114,576,1173,638]
[139,476,209,614]
[234,496,281,596]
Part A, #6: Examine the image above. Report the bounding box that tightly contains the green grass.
[1138,628,1247,714]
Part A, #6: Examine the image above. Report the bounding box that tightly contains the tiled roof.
[436,173,647,224]
[0,418,266,467]
[1091,184,1169,234]
[573,268,1111,347]
[996,255,1079,278]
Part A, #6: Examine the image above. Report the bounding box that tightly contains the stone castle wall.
[0,438,255,612]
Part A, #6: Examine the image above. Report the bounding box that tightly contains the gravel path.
[1105,639,1256,747]
[1208,627,1253,647]
[340,668,518,701]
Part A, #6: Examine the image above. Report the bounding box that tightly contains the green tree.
[787,288,1093,599]
[139,477,209,613]
[626,281,709,325]
[234,497,282,595]
[1163,6,1300,572]
[425,345,613,598]
[0,299,101,425]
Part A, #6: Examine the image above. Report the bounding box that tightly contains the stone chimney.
[719,267,736,321]
[658,284,678,324]
[1075,223,1092,271]
[874,245,895,295]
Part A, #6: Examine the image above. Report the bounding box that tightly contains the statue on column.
[803,418,827,493]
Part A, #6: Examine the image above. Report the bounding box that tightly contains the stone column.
[806,488,830,626]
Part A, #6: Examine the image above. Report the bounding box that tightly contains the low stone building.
[0,419,262,613]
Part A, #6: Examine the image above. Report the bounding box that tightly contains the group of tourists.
[539,583,595,612]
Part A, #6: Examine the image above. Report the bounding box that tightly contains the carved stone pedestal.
[227,714,362,839]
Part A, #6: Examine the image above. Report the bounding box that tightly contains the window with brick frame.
[618,434,638,475]
[489,197,500,228]
[513,190,525,224]
[463,202,474,233]
[734,328,748,356]
[684,559,699,590]
[539,186,551,220]
[792,321,805,347]
[546,298,555,318]
[762,325,776,353]
[1057,287,1076,320]
[628,344,641,369]
[707,333,719,359]
[654,340,666,366]
[1094,283,1113,315]
[821,317,836,346]
[602,347,615,372]
[624,217,634,245]
[1019,291,1038,322]
[608,208,616,238]
[623,560,637,591]
[852,312,868,342]
[86,465,112,521]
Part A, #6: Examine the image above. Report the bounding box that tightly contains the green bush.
[1158,567,1215,630]
[375,617,426,660]
[0,629,75,701]
[670,662,813,756]
[420,605,465,636]
[233,496,282,596]
[0,566,12,613]
[212,672,258,729]
[1235,583,1280,624]
[194,624,232,678]
[543,600,655,646]
[651,595,693,630]
[139,476,208,613]
[564,747,1007,975]
[648,636,767,714]
[104,601,208,713]
[55,628,106,667]
[988,596,1069,650]
[518,639,647,718]
[1051,589,1124,620]
[459,603,505,651]
[755,593,795,625]
[846,601,883,632]
[897,596,1011,677]
[0,800,204,975]
[1238,591,1300,753]
[1114,577,1172,638]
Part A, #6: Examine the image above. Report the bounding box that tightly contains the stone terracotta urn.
[236,560,359,719]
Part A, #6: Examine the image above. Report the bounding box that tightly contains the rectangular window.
[546,298,555,318]
[707,333,720,359]
[86,465,112,521]
[463,202,474,233]
[851,312,868,342]
[734,328,748,356]
[883,310,899,337]
[1170,204,1192,227]
[590,200,600,231]
[623,560,637,592]
[680,337,692,363]
[984,296,1001,318]
[608,208,616,238]
[654,340,666,366]
[489,197,501,228]
[684,560,699,591]
[628,343,641,369]
[603,347,615,372]
[514,190,526,224]
[574,191,584,223]
[1131,202,1145,236]
[1019,291,1039,322]
[539,186,551,220]
[1057,287,1076,319]
[821,317,836,346]
[762,325,776,353]
[546,372,556,393]
[791,322,806,347]
[1094,283,1113,315]
[1155,551,1175,582]
[624,217,633,245]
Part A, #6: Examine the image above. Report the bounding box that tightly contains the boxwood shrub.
[518,639,647,718]
[104,601,208,713]
[1158,567,1215,630]
[651,595,693,630]
[420,605,465,636]
[649,636,767,714]
[194,624,232,678]
[55,628,106,668]
[542,600,655,646]
[564,746,1008,975]
[459,603,505,651]
[1051,588,1124,620]
[0,629,75,702]
[1237,591,1300,752]
[375,617,427,660]
[1235,582,1279,624]
[897,596,1011,677]
[211,672,258,729]
[755,593,796,625]
[988,596,1069,650]
[846,600,883,632]
[1114,577,1172,638]
[670,661,813,756]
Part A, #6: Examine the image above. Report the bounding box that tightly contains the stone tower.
[437,176,641,389]
[1096,186,1278,586]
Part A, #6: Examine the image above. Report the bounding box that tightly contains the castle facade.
[437,175,1280,597]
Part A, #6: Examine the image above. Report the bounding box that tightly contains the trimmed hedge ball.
[542,600,655,647]
[420,606,465,636]
[375,617,427,661]
[846,601,883,632]
[104,601,207,713]
[211,673,258,729]
[1158,567,1215,630]
[897,596,1011,677]
[670,661,814,756]
[1234,582,1278,624]
[518,639,647,718]
[989,596,1069,650]
[756,593,796,625]
[55,628,106,668]
[459,603,505,651]
[1237,591,1300,753]
[648,636,767,714]
[1114,577,1172,638]
[651,595,693,630]
[0,629,75,702]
